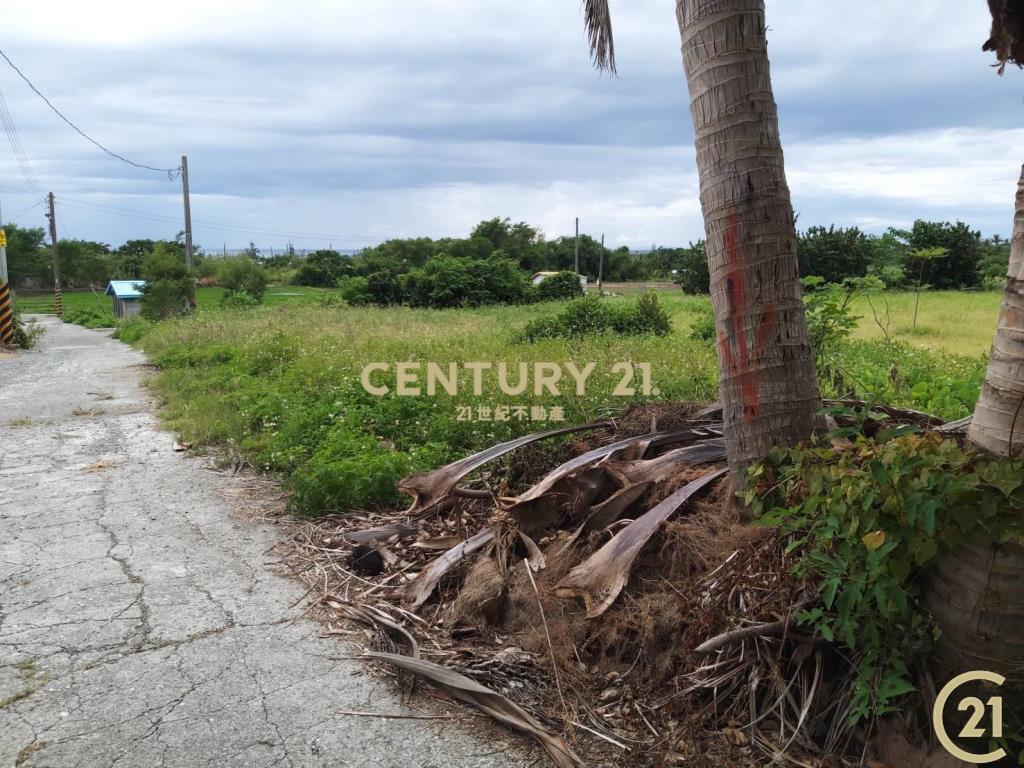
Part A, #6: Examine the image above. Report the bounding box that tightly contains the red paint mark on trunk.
[719,214,774,422]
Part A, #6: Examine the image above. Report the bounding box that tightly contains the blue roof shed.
[105,280,146,318]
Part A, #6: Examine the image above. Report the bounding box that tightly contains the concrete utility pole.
[0,199,7,283]
[181,155,194,269]
[46,192,62,318]
[598,233,604,292]
[574,217,580,275]
[0,199,12,345]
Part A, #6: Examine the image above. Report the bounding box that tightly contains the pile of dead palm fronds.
[275,401,951,767]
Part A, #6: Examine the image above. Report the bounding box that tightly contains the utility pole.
[0,199,7,283]
[46,192,62,318]
[181,155,194,269]
[598,233,604,293]
[574,217,580,275]
[0,199,12,344]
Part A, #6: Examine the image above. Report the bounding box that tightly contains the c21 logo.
[932,670,1007,764]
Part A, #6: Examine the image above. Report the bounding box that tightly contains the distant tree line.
[4,216,1010,304]
[659,221,1011,294]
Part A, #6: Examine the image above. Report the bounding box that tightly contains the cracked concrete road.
[0,317,528,768]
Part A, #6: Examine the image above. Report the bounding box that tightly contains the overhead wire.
[0,90,47,202]
[4,199,44,222]
[0,47,179,177]
[57,196,382,244]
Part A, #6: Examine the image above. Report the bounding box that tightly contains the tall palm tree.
[583,0,821,483]
[970,167,1024,457]
[928,167,1024,680]
[925,7,1024,685]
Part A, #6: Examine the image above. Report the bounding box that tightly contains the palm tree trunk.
[968,164,1024,457]
[925,165,1024,688]
[676,0,821,482]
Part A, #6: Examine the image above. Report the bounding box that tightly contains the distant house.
[105,280,146,318]
[530,271,588,289]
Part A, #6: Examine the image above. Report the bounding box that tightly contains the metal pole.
[46,192,62,318]
[598,233,604,292]
[181,155,194,269]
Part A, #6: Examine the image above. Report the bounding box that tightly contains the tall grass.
[133,291,994,516]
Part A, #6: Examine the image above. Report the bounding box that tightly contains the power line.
[0,90,46,202]
[57,196,383,244]
[55,198,380,243]
[0,47,179,178]
[4,199,44,222]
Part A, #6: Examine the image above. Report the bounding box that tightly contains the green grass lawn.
[124,288,998,515]
[14,284,335,326]
[847,290,1000,356]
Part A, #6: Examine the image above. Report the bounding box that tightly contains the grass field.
[108,287,999,515]
[12,285,334,325]
[846,290,999,356]
[21,285,1002,357]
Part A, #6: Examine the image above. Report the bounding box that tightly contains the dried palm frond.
[582,0,617,74]
[984,0,1024,73]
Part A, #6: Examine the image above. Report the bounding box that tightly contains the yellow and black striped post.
[54,286,63,319]
[0,281,14,345]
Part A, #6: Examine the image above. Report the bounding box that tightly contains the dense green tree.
[293,249,349,287]
[139,244,194,320]
[401,254,531,308]
[2,223,48,287]
[470,218,545,267]
[901,220,983,289]
[535,270,583,300]
[978,234,1012,286]
[57,239,113,288]
[217,256,268,301]
[796,225,875,283]
[672,240,710,293]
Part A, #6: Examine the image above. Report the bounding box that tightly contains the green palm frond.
[582,0,617,74]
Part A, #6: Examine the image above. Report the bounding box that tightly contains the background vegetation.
[111,289,992,516]
[11,214,1006,517]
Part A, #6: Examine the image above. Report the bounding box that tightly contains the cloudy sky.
[0,1,1020,250]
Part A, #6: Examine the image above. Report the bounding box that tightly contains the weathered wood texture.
[969,164,1024,457]
[676,0,820,480]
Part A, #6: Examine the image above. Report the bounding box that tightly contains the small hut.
[105,280,146,318]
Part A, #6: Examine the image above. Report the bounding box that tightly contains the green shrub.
[672,241,710,294]
[402,255,532,308]
[688,306,716,341]
[217,256,267,300]
[140,246,194,320]
[10,307,45,349]
[112,317,153,343]
[750,431,1024,722]
[802,276,862,359]
[366,269,403,305]
[141,279,193,320]
[63,306,114,329]
[534,271,583,301]
[337,276,372,306]
[293,250,349,287]
[520,293,672,341]
[612,291,671,336]
[219,290,261,309]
